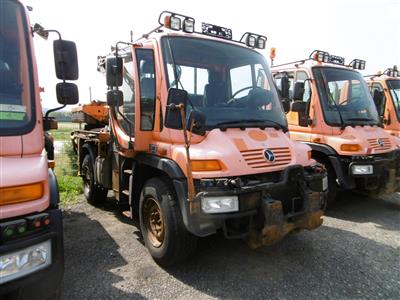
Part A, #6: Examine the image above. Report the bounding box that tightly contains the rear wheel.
[139,177,197,267]
[81,153,107,205]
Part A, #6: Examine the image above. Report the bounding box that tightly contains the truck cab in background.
[72,11,327,267]
[366,66,400,139]
[0,0,79,299]
[272,50,400,203]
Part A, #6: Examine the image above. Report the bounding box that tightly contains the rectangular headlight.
[351,165,373,175]
[0,240,52,284]
[201,196,239,214]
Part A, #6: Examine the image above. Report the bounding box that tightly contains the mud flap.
[247,194,323,249]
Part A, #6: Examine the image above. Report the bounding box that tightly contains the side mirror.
[106,57,123,87]
[291,101,306,113]
[56,82,79,105]
[281,75,290,99]
[53,40,79,80]
[165,88,188,129]
[293,82,305,100]
[107,90,123,107]
[281,99,291,113]
[187,110,206,136]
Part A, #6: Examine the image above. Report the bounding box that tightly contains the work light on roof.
[240,32,267,49]
[247,35,257,48]
[159,11,195,32]
[349,59,366,70]
[384,65,399,77]
[169,16,181,30]
[183,18,195,33]
[310,50,330,63]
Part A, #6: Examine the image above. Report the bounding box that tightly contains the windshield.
[313,67,379,126]
[162,37,287,130]
[387,79,400,121]
[0,0,34,135]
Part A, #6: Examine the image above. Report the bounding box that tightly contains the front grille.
[367,138,392,151]
[241,147,291,169]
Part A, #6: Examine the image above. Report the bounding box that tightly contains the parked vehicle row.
[70,11,399,267]
[271,51,400,202]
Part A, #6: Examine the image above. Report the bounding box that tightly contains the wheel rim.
[143,197,165,248]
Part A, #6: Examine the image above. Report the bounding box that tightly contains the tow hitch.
[247,193,324,248]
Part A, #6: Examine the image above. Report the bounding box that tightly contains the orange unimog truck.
[272,50,400,203]
[72,12,328,267]
[366,66,400,138]
[0,1,79,298]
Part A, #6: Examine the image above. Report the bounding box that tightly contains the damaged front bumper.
[329,149,400,195]
[173,164,327,247]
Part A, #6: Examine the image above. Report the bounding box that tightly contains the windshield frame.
[160,35,287,131]
[386,79,400,122]
[0,0,36,137]
[312,66,380,127]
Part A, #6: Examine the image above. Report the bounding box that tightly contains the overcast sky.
[22,0,400,109]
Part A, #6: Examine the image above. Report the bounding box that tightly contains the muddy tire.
[139,177,197,267]
[316,158,337,205]
[81,154,107,205]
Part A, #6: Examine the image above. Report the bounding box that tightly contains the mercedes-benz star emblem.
[377,139,385,147]
[264,149,276,162]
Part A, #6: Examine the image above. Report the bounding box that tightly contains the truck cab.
[366,66,400,138]
[272,50,400,203]
[73,12,328,266]
[0,0,79,298]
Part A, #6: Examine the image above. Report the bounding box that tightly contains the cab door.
[370,82,388,123]
[287,70,314,142]
[132,42,159,151]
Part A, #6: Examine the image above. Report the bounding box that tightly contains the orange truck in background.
[366,66,400,138]
[272,50,400,203]
[71,11,328,267]
[0,1,79,299]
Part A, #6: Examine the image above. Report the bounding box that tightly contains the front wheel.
[81,153,107,205]
[139,177,197,267]
[316,158,337,205]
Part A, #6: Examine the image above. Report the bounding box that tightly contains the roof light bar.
[158,11,195,32]
[240,32,267,49]
[349,59,366,70]
[157,11,268,49]
[309,50,345,65]
[383,65,399,77]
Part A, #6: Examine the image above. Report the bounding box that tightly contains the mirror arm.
[44,104,66,119]
[175,104,196,207]
[45,29,62,40]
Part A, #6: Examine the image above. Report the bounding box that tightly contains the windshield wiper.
[345,117,375,122]
[216,119,288,132]
[345,117,380,126]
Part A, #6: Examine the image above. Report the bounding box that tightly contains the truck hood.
[170,128,312,178]
[328,125,399,155]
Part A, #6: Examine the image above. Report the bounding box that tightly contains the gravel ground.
[62,192,400,300]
